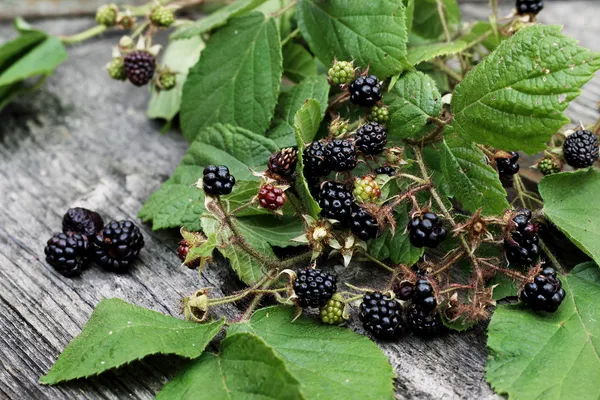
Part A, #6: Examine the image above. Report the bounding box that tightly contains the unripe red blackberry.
[124,51,156,87]
[258,184,286,210]
[353,176,381,203]
[177,240,200,269]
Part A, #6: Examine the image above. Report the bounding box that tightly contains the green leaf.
[147,36,204,121]
[237,215,305,248]
[185,234,218,264]
[411,0,461,40]
[156,333,303,400]
[267,75,329,148]
[0,35,67,86]
[459,21,503,52]
[40,299,224,385]
[539,169,600,265]
[407,40,467,66]
[171,0,270,39]
[384,71,442,139]
[297,0,409,78]
[201,214,273,284]
[294,99,322,143]
[369,203,423,265]
[404,0,415,33]
[440,135,509,216]
[139,124,278,231]
[229,306,395,400]
[181,13,282,141]
[283,43,317,84]
[451,25,600,153]
[486,262,600,399]
[0,31,46,72]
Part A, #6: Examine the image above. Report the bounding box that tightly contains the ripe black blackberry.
[62,207,104,236]
[350,205,379,241]
[505,210,540,266]
[325,139,357,171]
[268,147,297,177]
[375,165,395,176]
[406,303,443,336]
[495,151,520,176]
[408,213,447,248]
[202,165,236,196]
[520,267,566,312]
[45,232,90,277]
[303,141,330,178]
[293,268,337,308]
[123,51,156,86]
[413,279,437,311]
[563,130,599,169]
[356,122,387,155]
[318,181,354,222]
[359,292,402,339]
[349,75,382,107]
[516,0,544,15]
[93,220,144,273]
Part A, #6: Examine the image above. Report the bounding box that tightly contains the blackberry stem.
[361,252,395,272]
[60,25,107,44]
[538,238,565,274]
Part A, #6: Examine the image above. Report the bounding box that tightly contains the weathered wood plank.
[0,2,599,399]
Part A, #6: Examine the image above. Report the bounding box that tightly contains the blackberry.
[375,165,396,176]
[413,279,437,311]
[258,184,286,210]
[293,268,337,308]
[516,0,544,15]
[408,213,448,248]
[359,292,402,339]
[96,4,118,26]
[150,5,175,27]
[107,58,127,81]
[349,75,382,107]
[123,51,156,87]
[505,210,539,266]
[406,304,443,336]
[268,147,297,177]
[496,151,520,176]
[325,139,357,171]
[350,206,380,241]
[329,118,350,137]
[353,176,381,203]
[177,239,200,269]
[393,281,414,301]
[157,71,176,91]
[63,207,104,236]
[328,60,355,86]
[356,122,387,155]
[303,142,330,178]
[366,105,389,124]
[537,157,562,176]
[318,181,354,222]
[45,232,90,277]
[93,220,144,273]
[319,296,345,325]
[202,165,236,196]
[520,267,566,312]
[563,130,599,168]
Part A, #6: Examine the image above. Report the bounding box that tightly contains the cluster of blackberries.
[562,130,599,169]
[520,267,565,312]
[44,208,144,276]
[202,165,236,196]
[516,0,544,15]
[504,209,539,266]
[408,213,448,248]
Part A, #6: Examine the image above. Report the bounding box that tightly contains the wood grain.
[0,2,598,399]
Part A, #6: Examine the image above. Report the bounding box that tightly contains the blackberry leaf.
[282,42,318,84]
[411,0,461,40]
[407,40,468,66]
[451,25,600,153]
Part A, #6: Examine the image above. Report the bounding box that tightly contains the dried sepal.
[182,289,211,323]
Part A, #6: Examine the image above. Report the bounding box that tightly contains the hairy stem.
[60,25,107,44]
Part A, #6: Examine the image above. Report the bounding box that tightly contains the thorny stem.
[430,249,466,277]
[241,277,278,320]
[229,200,257,216]
[362,252,395,273]
[439,284,473,295]
[478,259,528,282]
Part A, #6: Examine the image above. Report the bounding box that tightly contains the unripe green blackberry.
[353,176,381,203]
[158,71,177,90]
[537,157,561,176]
[96,4,118,26]
[150,6,175,28]
[329,118,350,137]
[328,60,355,86]
[107,57,127,81]
[319,294,346,325]
[367,105,389,124]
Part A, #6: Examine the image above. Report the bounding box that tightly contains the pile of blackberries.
[44,207,144,276]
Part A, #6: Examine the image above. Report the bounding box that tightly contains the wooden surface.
[0,2,599,399]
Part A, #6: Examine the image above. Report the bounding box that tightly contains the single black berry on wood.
[62,207,104,236]
[123,51,156,86]
[359,292,402,339]
[356,122,387,155]
[375,165,396,176]
[318,181,354,222]
[325,139,357,171]
[349,75,382,107]
[93,220,144,273]
[408,213,447,248]
[203,165,236,196]
[350,205,380,241]
[563,130,599,169]
[520,267,566,312]
[303,141,330,178]
[516,0,544,15]
[268,147,297,177]
[45,232,90,277]
[293,268,337,308]
[505,209,540,266]
[406,303,443,336]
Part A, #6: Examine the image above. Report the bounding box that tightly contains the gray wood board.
[0,3,599,399]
